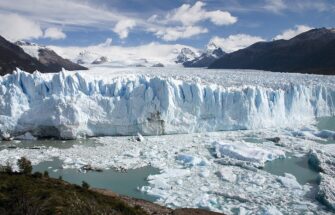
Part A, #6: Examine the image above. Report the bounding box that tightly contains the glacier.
[0,68,334,140]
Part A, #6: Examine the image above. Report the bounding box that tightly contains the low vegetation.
[0,157,146,215]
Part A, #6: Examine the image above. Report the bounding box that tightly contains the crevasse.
[0,69,334,139]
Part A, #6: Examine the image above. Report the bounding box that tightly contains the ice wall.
[0,69,334,139]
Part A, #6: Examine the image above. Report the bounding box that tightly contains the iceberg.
[213,140,285,166]
[0,68,334,139]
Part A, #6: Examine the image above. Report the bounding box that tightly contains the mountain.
[183,42,225,67]
[175,47,198,64]
[92,56,109,64]
[209,28,335,75]
[0,36,50,76]
[75,50,109,65]
[16,40,87,72]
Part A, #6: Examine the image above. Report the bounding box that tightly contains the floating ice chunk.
[176,154,208,167]
[213,141,285,165]
[318,173,335,211]
[15,132,37,140]
[261,205,283,215]
[308,147,335,211]
[199,169,210,177]
[134,133,145,142]
[277,173,301,190]
[216,167,236,182]
[314,130,335,140]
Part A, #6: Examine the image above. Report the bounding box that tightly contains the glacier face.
[0,68,334,139]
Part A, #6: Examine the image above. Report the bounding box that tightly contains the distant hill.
[209,28,335,75]
[0,36,87,76]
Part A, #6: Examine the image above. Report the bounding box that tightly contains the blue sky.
[0,0,334,50]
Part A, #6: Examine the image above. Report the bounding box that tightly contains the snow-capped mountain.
[183,42,225,67]
[0,37,47,75]
[75,50,108,65]
[15,40,87,72]
[175,47,198,64]
[92,56,109,65]
[14,40,41,58]
[49,43,198,68]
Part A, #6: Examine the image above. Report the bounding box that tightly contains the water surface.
[264,155,319,185]
[316,116,335,144]
[33,158,160,202]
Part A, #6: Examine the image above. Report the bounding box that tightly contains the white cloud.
[209,34,265,53]
[0,0,131,28]
[0,13,43,41]
[0,0,143,41]
[155,26,208,41]
[113,19,136,39]
[44,27,66,40]
[264,0,287,13]
[149,1,237,41]
[166,1,237,26]
[273,25,312,40]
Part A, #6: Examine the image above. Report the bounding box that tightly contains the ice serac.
[0,69,334,139]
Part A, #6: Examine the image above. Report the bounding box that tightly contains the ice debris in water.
[0,129,332,214]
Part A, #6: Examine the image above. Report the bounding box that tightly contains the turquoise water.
[316,116,335,144]
[33,158,160,202]
[316,117,335,131]
[263,155,319,185]
[0,138,159,202]
[264,117,334,185]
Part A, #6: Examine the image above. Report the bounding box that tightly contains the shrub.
[17,157,32,175]
[0,162,12,173]
[32,172,43,178]
[43,171,49,178]
[82,181,90,189]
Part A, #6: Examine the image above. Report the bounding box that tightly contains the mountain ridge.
[0,36,87,76]
[209,28,335,75]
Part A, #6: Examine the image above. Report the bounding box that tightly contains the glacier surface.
[0,68,334,139]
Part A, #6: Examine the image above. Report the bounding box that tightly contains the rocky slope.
[0,36,50,76]
[16,40,87,73]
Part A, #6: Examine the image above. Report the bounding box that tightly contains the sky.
[0,0,334,52]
